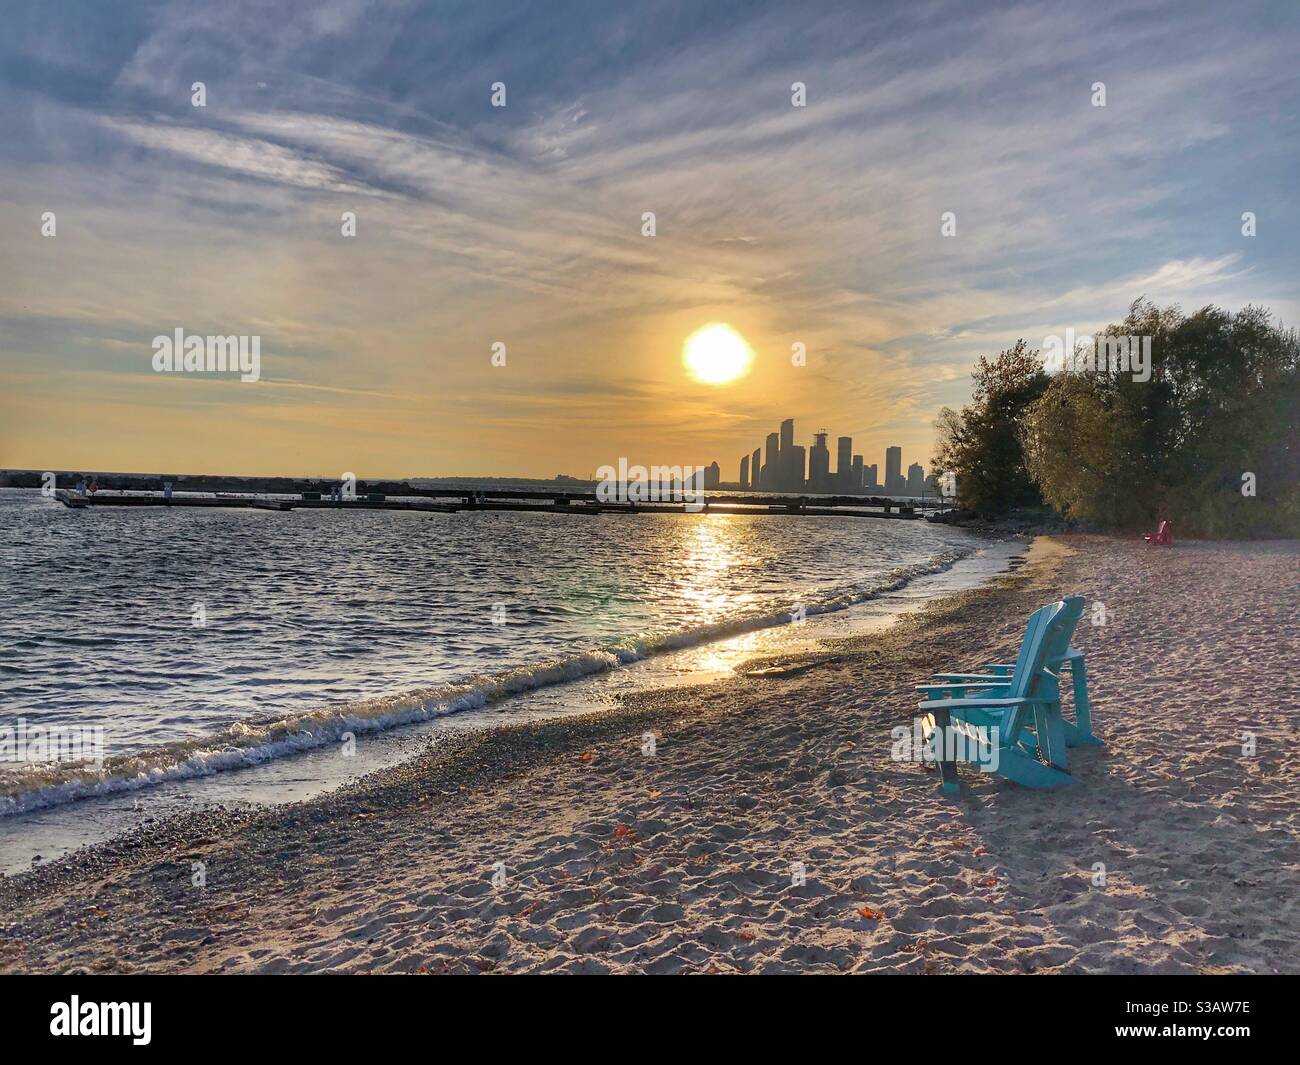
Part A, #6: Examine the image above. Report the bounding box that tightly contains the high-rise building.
[851,454,863,489]
[779,418,794,454]
[787,445,806,491]
[808,431,831,491]
[765,432,780,489]
[907,462,925,496]
[739,454,749,487]
[885,446,903,494]
[704,462,720,489]
[836,436,853,490]
[863,464,878,490]
[751,448,762,489]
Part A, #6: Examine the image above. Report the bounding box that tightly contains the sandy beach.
[2,534,1296,974]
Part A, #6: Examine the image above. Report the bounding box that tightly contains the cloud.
[100,117,374,195]
[2,0,1298,476]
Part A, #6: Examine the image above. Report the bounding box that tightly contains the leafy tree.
[1021,300,1299,536]
[932,340,1049,513]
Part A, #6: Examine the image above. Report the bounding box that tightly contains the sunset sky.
[2,0,1297,480]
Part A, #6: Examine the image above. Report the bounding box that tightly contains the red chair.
[1144,520,1172,545]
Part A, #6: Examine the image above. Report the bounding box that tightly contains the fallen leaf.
[648,790,662,799]
[856,906,885,921]
[736,930,755,941]
[579,752,593,762]
[981,877,997,888]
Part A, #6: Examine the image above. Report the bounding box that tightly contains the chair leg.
[1032,702,1069,770]
[1068,658,1102,746]
[928,707,962,796]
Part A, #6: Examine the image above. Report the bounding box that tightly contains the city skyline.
[735,417,925,495]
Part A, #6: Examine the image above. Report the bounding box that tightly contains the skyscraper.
[751,447,762,489]
[863,464,878,490]
[836,436,853,490]
[787,445,806,490]
[885,446,902,494]
[739,454,749,487]
[704,461,720,489]
[851,454,863,489]
[907,462,925,496]
[779,418,794,454]
[779,419,801,491]
[809,431,830,491]
[765,432,780,489]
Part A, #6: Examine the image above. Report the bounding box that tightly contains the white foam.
[0,548,972,817]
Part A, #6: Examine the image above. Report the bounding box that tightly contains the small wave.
[0,547,972,817]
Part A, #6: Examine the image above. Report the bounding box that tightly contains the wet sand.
[2,535,1296,974]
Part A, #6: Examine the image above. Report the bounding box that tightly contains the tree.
[1020,299,1299,535]
[1020,369,1152,528]
[932,340,1048,513]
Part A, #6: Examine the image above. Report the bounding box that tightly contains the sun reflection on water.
[675,515,751,618]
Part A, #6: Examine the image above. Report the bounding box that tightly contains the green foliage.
[1022,300,1299,537]
[938,300,1299,538]
[932,339,1049,514]
[1019,372,1152,528]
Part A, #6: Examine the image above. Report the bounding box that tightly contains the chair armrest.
[919,695,1035,711]
[932,672,1008,682]
[917,681,1008,695]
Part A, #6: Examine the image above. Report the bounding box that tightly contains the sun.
[682,323,754,385]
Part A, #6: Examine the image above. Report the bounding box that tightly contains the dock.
[53,490,459,514]
[50,488,923,519]
[11,467,938,520]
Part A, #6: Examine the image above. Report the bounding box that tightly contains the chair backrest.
[1005,600,1066,700]
[1042,595,1084,665]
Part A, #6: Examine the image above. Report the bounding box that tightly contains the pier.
[0,471,930,521]
[50,489,922,519]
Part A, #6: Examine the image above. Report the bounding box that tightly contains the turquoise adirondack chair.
[915,601,1077,793]
[920,594,1100,749]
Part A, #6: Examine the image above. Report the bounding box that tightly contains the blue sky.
[1,0,1297,477]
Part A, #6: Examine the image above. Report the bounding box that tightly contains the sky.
[1,0,1297,480]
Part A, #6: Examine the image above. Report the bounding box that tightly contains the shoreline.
[1,485,985,826]
[0,534,1021,865]
[2,534,1296,974]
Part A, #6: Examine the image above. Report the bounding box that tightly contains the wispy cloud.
[2,0,1298,476]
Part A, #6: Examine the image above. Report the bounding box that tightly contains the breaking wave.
[0,547,972,817]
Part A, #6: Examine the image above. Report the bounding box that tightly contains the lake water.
[0,488,1008,867]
